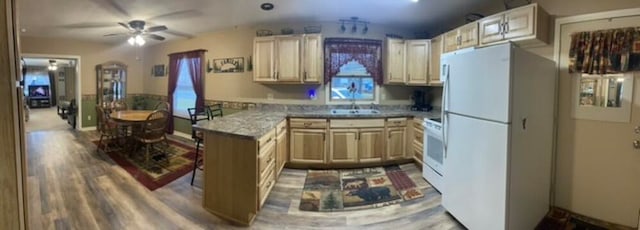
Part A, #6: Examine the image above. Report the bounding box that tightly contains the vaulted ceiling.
[18,0,506,43]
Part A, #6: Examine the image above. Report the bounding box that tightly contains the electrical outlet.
[87,115,91,121]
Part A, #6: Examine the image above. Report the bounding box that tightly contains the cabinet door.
[254,37,276,82]
[429,35,443,85]
[479,14,505,45]
[385,38,406,84]
[443,30,460,53]
[303,34,323,83]
[503,5,535,40]
[275,36,302,82]
[290,129,326,164]
[458,22,479,49]
[329,129,359,163]
[406,40,429,86]
[386,127,406,161]
[275,131,287,176]
[358,128,384,163]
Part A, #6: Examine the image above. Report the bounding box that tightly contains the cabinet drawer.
[386,118,407,127]
[258,129,276,149]
[331,119,384,128]
[258,168,276,208]
[413,128,423,144]
[276,120,287,135]
[290,118,327,129]
[412,119,423,130]
[259,142,276,181]
[413,142,423,161]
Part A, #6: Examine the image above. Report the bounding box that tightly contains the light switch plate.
[87,115,91,121]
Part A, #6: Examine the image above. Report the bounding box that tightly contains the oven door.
[424,125,444,175]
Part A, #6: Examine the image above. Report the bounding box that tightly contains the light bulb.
[128,37,135,45]
[135,35,145,46]
[412,0,419,2]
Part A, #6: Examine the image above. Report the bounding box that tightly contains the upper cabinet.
[478,3,549,46]
[443,22,478,53]
[429,35,443,85]
[253,37,276,82]
[406,40,430,85]
[302,34,323,83]
[385,38,406,84]
[384,38,437,86]
[253,34,323,84]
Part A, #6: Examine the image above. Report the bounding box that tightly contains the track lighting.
[339,17,369,34]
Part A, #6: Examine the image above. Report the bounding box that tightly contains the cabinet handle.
[304,71,307,79]
[303,122,312,127]
[504,21,509,34]
[267,157,273,164]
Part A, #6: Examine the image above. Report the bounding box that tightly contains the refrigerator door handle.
[442,64,451,157]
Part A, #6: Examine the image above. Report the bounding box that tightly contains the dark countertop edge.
[192,110,440,140]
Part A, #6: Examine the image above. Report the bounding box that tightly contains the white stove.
[422,117,444,193]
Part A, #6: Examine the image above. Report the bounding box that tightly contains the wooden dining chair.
[188,107,211,185]
[154,101,171,111]
[96,106,120,153]
[133,110,170,168]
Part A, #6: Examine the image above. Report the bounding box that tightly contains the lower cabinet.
[329,129,359,163]
[275,121,288,177]
[358,128,385,163]
[290,129,326,164]
[386,127,407,160]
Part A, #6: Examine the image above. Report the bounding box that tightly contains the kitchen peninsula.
[193,104,440,226]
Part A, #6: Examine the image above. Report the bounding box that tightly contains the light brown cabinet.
[302,34,323,83]
[386,127,407,161]
[478,3,549,46]
[385,38,406,84]
[358,128,385,163]
[428,35,443,86]
[411,118,424,166]
[290,129,326,164]
[406,40,430,86]
[275,36,302,82]
[254,34,323,84]
[443,22,479,53]
[329,129,359,163]
[384,38,432,86]
[253,37,276,82]
[275,120,288,177]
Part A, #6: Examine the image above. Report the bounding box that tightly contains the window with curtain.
[324,38,382,102]
[330,61,375,101]
[172,59,197,117]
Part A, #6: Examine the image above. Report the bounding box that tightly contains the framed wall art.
[213,57,244,73]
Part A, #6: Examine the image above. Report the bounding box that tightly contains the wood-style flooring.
[26,129,463,230]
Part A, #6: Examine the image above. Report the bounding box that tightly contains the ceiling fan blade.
[145,34,166,41]
[145,25,168,33]
[104,33,129,37]
[147,10,202,21]
[118,22,130,30]
[164,30,194,39]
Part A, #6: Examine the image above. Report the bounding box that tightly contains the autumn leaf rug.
[299,165,424,212]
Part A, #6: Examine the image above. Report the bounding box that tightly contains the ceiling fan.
[104,20,168,46]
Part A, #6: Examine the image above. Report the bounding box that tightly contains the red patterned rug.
[300,165,424,212]
[92,137,197,191]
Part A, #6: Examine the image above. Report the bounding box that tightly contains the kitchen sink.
[330,109,381,115]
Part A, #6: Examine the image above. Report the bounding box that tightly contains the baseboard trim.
[80,126,97,131]
[173,131,192,139]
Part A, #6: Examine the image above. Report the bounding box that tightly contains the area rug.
[92,136,197,191]
[299,165,424,212]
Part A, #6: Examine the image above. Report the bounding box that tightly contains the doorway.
[22,55,80,133]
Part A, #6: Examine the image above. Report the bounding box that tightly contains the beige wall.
[142,22,429,105]
[20,37,144,95]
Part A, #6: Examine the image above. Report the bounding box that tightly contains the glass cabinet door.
[96,62,127,107]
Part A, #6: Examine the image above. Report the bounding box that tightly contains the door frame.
[552,7,640,226]
[22,53,82,129]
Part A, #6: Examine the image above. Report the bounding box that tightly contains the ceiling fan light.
[128,37,135,45]
[135,35,145,46]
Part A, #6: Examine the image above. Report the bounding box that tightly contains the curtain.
[167,49,207,134]
[48,71,57,106]
[569,27,640,74]
[184,50,206,112]
[324,38,383,85]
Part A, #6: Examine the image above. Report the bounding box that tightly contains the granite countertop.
[193,108,441,140]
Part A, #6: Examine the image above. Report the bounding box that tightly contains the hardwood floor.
[26,129,463,230]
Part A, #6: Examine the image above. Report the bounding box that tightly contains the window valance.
[324,38,383,85]
[569,27,640,74]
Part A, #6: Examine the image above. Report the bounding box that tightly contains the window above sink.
[326,61,380,104]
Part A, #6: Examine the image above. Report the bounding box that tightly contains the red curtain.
[324,38,383,85]
[167,49,207,134]
[569,27,640,74]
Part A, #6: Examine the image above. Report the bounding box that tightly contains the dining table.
[109,110,156,123]
[108,110,157,155]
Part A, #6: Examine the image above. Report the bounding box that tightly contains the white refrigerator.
[441,43,556,230]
